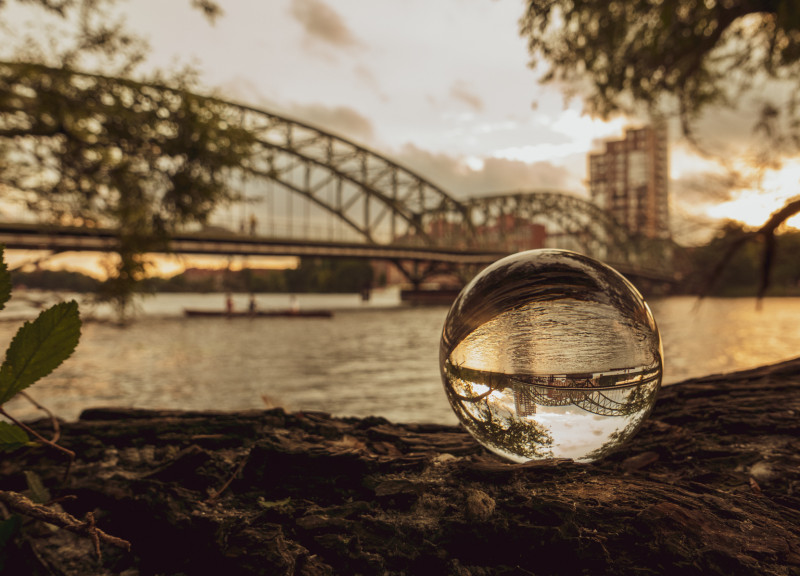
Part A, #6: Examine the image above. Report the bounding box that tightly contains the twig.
[0,407,75,481]
[205,450,251,503]
[696,230,754,303]
[697,196,800,303]
[85,511,102,561]
[20,391,61,444]
[0,490,131,554]
[755,196,800,299]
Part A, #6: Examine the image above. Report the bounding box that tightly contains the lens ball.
[440,249,663,462]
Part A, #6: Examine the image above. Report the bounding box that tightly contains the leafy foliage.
[0,0,243,320]
[443,362,555,460]
[0,300,81,404]
[0,246,81,451]
[0,0,222,75]
[0,62,257,318]
[6,268,100,293]
[0,421,29,452]
[520,1,800,291]
[520,0,800,142]
[683,217,800,297]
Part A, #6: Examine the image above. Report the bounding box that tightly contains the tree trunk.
[1,358,799,575]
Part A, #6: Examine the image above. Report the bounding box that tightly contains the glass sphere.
[440,249,663,463]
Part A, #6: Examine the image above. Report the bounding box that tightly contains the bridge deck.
[0,221,506,264]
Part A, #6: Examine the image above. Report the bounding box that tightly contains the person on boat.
[226,293,234,315]
[248,294,257,315]
[289,294,299,314]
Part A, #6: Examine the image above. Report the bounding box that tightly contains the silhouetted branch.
[699,196,800,300]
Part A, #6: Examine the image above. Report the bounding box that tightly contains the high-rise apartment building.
[588,125,669,239]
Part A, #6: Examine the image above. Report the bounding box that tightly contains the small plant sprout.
[0,246,81,465]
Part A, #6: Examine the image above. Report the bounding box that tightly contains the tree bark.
[1,358,799,575]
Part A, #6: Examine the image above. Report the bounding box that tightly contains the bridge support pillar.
[390,259,465,290]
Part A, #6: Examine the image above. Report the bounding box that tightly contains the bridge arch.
[225,103,473,246]
[464,191,633,263]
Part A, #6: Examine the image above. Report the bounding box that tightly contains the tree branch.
[698,196,800,300]
[0,489,131,553]
[0,407,74,480]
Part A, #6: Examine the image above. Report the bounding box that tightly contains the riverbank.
[1,357,799,575]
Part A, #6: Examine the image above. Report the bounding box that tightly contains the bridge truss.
[231,103,472,248]
[203,105,659,271]
[0,63,671,278]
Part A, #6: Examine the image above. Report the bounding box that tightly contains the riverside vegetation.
[11,227,800,298]
[0,245,88,569]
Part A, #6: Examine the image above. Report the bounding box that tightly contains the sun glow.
[7,251,298,280]
[704,162,800,230]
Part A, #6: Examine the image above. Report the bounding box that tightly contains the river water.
[2,289,799,424]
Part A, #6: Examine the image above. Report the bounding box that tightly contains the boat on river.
[183,308,333,319]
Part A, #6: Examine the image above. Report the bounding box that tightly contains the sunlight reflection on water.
[649,296,800,384]
[1,293,798,424]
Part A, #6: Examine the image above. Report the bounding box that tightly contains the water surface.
[1,291,798,424]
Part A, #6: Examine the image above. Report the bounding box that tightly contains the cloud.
[354,64,388,101]
[212,77,375,142]
[289,0,361,50]
[670,170,749,206]
[287,102,375,143]
[393,144,576,199]
[449,81,484,112]
[216,75,274,107]
[494,107,629,164]
[493,141,591,164]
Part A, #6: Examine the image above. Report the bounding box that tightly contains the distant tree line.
[12,258,377,295]
[161,258,376,293]
[11,269,101,293]
[12,235,800,297]
[678,226,800,297]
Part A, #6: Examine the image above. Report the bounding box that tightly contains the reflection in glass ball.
[440,249,663,463]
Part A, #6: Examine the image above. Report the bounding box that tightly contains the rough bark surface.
[1,358,799,575]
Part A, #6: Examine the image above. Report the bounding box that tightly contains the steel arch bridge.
[229,101,472,248]
[206,106,649,268]
[516,385,639,417]
[0,63,669,276]
[464,191,633,263]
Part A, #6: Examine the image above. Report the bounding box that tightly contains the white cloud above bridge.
[110,0,600,194]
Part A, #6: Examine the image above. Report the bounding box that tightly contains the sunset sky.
[3,0,800,276]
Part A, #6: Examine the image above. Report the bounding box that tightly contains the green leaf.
[0,246,10,311]
[0,514,21,548]
[24,471,51,504]
[0,301,81,404]
[0,421,29,452]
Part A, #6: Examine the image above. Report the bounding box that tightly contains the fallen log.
[1,358,799,575]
